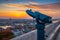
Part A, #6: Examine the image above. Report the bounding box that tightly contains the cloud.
[28,2,39,5]
[0,2,60,19]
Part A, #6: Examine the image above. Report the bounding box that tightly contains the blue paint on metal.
[26,9,52,40]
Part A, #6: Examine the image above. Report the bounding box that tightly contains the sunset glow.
[0,0,60,19]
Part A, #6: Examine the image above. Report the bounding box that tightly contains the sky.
[0,0,60,19]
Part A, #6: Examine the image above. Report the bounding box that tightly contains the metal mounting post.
[36,19,45,40]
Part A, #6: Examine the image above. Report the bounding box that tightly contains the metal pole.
[36,19,45,40]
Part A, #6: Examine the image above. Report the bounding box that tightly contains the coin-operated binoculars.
[26,9,52,40]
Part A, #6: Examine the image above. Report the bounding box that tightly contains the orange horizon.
[0,3,60,19]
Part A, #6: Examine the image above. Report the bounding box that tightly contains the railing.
[10,21,60,40]
[46,25,60,40]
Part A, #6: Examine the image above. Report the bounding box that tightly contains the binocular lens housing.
[26,9,52,23]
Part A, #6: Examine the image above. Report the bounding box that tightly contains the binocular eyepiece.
[26,9,52,23]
